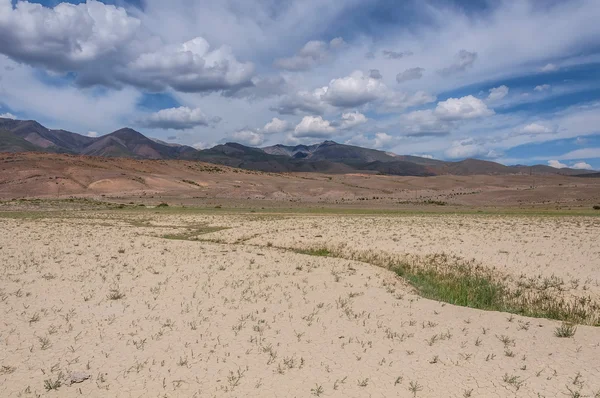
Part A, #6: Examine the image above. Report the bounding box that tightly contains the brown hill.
[1,153,599,209]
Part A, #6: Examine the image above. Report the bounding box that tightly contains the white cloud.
[192,141,214,150]
[396,67,425,83]
[534,84,551,92]
[0,112,16,119]
[372,132,396,149]
[87,131,98,137]
[548,160,567,169]
[293,115,335,138]
[521,123,552,135]
[550,147,600,160]
[138,106,217,130]
[124,37,254,93]
[487,85,509,101]
[322,71,388,107]
[339,111,367,129]
[438,50,477,76]
[572,161,592,170]
[274,37,344,71]
[274,70,434,114]
[0,1,254,93]
[271,87,328,115]
[345,132,398,150]
[540,63,559,72]
[445,139,496,159]
[410,154,434,159]
[435,95,494,121]
[262,117,289,134]
[231,129,264,146]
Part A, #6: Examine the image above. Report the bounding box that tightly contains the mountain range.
[0,117,595,176]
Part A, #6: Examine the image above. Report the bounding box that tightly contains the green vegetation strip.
[293,247,600,326]
[162,226,230,241]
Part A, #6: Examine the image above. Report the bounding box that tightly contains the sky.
[0,0,599,169]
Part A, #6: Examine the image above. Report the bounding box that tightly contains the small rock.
[67,371,90,386]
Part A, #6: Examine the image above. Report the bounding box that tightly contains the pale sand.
[1,213,599,397]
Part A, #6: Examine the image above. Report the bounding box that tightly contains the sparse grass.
[107,288,125,300]
[293,248,332,257]
[555,323,577,338]
[162,225,229,241]
[311,384,324,396]
[409,381,423,397]
[0,365,16,375]
[44,373,63,391]
[291,246,600,325]
[502,373,524,390]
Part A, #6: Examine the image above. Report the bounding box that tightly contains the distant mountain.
[0,118,94,152]
[80,128,196,159]
[0,129,42,153]
[0,117,596,177]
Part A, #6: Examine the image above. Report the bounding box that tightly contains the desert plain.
[1,201,599,398]
[1,155,600,397]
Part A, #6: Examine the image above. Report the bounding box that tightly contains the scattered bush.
[554,322,577,338]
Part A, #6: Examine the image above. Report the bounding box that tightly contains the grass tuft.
[554,322,577,338]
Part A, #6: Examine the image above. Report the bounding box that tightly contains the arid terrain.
[1,153,600,210]
[1,204,599,397]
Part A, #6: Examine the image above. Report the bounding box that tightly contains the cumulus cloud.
[372,132,396,149]
[0,112,16,119]
[540,63,559,72]
[86,131,98,137]
[548,159,567,168]
[274,37,344,71]
[382,50,412,59]
[521,123,553,135]
[396,67,425,83]
[272,70,434,114]
[445,139,496,159]
[435,95,494,120]
[438,50,477,76]
[262,117,289,134]
[572,161,592,170]
[322,71,388,107]
[231,129,264,146]
[138,106,218,130]
[192,141,214,150]
[346,132,398,150]
[339,111,367,129]
[0,1,254,93]
[534,84,551,92]
[270,87,328,115]
[487,85,509,101]
[293,115,335,138]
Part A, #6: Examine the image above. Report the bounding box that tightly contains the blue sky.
[1,0,599,170]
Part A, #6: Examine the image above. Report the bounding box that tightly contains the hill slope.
[0,117,596,176]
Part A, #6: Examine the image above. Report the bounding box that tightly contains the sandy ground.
[1,211,600,397]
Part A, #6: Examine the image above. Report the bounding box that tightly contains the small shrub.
[593,205,600,210]
[107,289,125,300]
[555,322,577,338]
[156,202,169,208]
